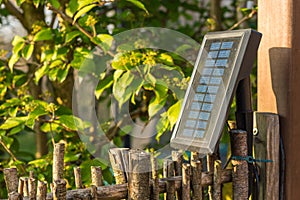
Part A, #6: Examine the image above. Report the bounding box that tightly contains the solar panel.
[170,29,262,156]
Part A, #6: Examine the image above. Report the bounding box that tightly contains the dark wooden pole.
[231,129,249,200]
[182,163,191,199]
[191,159,202,200]
[4,168,19,193]
[150,154,159,200]
[128,150,151,200]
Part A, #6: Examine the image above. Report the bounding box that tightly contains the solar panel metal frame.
[170,29,262,156]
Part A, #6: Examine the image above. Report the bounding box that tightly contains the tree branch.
[47,4,115,57]
[3,0,26,30]
[228,9,257,31]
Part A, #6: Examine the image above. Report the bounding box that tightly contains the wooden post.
[74,167,83,189]
[166,178,176,200]
[37,181,47,200]
[150,154,159,200]
[191,159,202,200]
[18,178,24,196]
[258,0,300,198]
[28,177,37,200]
[91,166,103,187]
[207,154,217,200]
[53,179,67,200]
[4,168,18,193]
[128,150,151,200]
[254,112,280,199]
[213,160,222,200]
[172,151,183,200]
[182,163,191,200]
[231,130,248,200]
[108,148,129,184]
[53,143,65,182]
[22,177,29,197]
[8,192,22,200]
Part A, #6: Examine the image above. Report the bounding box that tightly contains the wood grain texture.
[254,112,280,200]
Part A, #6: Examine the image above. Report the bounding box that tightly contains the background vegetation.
[0,0,257,197]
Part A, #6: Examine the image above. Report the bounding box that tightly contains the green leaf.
[56,115,80,131]
[12,36,25,55]
[26,105,48,129]
[57,64,70,83]
[64,152,80,162]
[113,71,134,107]
[148,95,167,118]
[8,107,18,117]
[0,116,27,130]
[95,75,113,99]
[1,135,14,148]
[65,30,81,43]
[155,114,169,142]
[126,0,149,14]
[22,44,34,60]
[8,124,24,136]
[40,123,60,132]
[33,0,42,8]
[33,29,53,41]
[73,4,97,23]
[93,34,113,53]
[167,100,182,128]
[35,65,49,84]
[8,54,20,72]
[16,0,25,6]
[158,53,174,65]
[28,158,48,167]
[13,74,27,87]
[48,0,60,9]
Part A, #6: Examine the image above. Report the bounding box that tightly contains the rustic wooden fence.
[3,113,279,200]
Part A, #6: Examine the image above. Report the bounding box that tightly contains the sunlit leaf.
[22,44,34,60]
[167,99,182,127]
[126,0,149,14]
[0,117,27,130]
[65,30,81,43]
[73,4,97,23]
[95,75,113,99]
[33,29,53,41]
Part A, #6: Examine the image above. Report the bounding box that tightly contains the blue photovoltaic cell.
[210,77,222,85]
[203,68,213,75]
[186,119,197,128]
[199,76,210,84]
[194,94,204,101]
[183,129,194,137]
[202,103,213,111]
[188,111,199,119]
[210,42,221,50]
[208,51,218,58]
[205,59,215,67]
[213,68,225,76]
[197,121,207,129]
[191,102,202,110]
[218,50,231,58]
[204,94,216,103]
[196,85,207,93]
[208,86,219,94]
[215,59,228,66]
[199,112,210,120]
[194,130,205,138]
[221,41,234,49]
